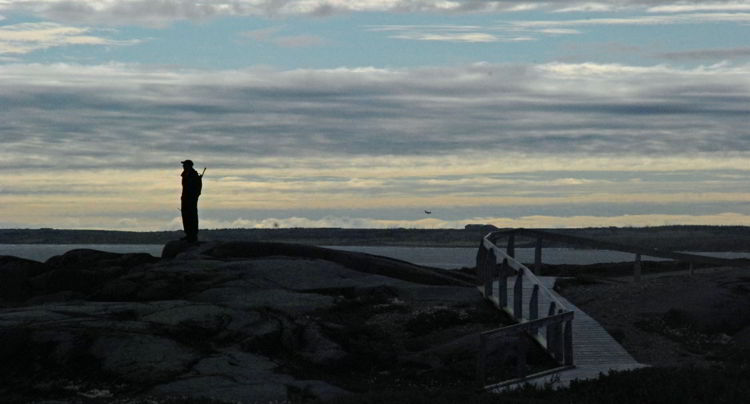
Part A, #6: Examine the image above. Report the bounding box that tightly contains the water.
[328,246,750,268]
[3,244,749,269]
[0,244,164,262]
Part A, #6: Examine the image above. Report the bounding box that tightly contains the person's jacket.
[181,168,202,199]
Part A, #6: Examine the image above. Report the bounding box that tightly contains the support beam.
[634,253,642,283]
[551,322,563,360]
[506,233,515,258]
[475,241,487,287]
[517,332,527,379]
[498,259,508,308]
[534,237,543,274]
[478,333,487,386]
[514,270,524,319]
[529,285,539,321]
[546,302,557,353]
[485,248,497,297]
[564,319,574,366]
[529,284,539,337]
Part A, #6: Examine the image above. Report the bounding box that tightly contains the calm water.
[327,246,750,268]
[0,244,164,262]
[2,244,749,269]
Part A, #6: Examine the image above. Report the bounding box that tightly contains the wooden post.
[514,270,524,320]
[485,249,497,297]
[517,332,527,379]
[534,237,543,274]
[634,253,642,283]
[506,233,515,258]
[529,285,539,337]
[551,321,563,361]
[529,285,539,321]
[476,241,487,287]
[498,259,508,308]
[563,319,574,366]
[546,302,557,354]
[478,333,487,386]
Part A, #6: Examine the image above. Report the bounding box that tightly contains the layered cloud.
[1,61,749,229]
[1,1,748,25]
[366,25,533,43]
[659,47,750,61]
[369,12,750,43]
[0,21,138,54]
[242,26,325,47]
[1,62,749,171]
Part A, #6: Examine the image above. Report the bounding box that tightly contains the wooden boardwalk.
[484,276,646,390]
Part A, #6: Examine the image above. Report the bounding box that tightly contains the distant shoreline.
[3,225,750,251]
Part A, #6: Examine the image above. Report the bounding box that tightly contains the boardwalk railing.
[476,231,575,389]
[488,228,747,281]
[477,227,748,389]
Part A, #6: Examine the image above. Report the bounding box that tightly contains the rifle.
[200,167,206,177]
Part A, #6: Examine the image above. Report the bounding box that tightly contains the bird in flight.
[424,210,432,214]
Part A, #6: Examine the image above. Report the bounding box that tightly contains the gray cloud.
[1,62,749,171]
[0,22,139,54]
[3,1,749,25]
[367,12,750,44]
[658,47,750,61]
[242,27,326,47]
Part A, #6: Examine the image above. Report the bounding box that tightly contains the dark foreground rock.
[0,241,517,403]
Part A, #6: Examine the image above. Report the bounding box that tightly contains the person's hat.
[181,160,194,166]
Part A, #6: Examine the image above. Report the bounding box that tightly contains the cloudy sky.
[2,0,750,231]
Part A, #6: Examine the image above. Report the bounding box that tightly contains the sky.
[1,0,750,231]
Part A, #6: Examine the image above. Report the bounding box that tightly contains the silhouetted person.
[180,160,202,242]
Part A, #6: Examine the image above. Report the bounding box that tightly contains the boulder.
[299,322,349,367]
[205,241,471,286]
[161,240,220,260]
[0,256,47,302]
[89,334,199,383]
[45,248,158,269]
[150,349,296,402]
[91,279,140,301]
[0,240,490,403]
[193,287,336,315]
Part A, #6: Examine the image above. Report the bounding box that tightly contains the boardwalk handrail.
[478,311,574,388]
[482,237,568,312]
[489,228,746,268]
[476,230,575,388]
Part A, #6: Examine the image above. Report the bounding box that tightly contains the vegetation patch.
[499,366,750,404]
[297,290,556,394]
[635,312,733,354]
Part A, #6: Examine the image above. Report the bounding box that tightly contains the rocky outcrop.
[0,241,506,404]
[0,255,47,301]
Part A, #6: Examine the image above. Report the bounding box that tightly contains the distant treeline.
[539,226,750,252]
[0,228,485,247]
[2,225,750,251]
